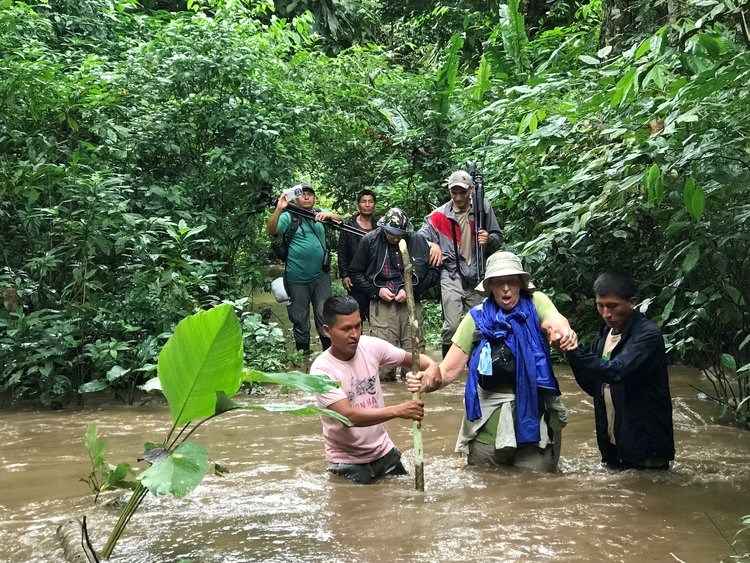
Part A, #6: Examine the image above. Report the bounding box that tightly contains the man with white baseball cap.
[418,170,502,357]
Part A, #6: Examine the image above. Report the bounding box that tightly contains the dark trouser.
[603,444,670,470]
[286,273,331,352]
[349,286,371,322]
[327,447,407,484]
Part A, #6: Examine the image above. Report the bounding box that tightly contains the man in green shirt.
[266,184,342,353]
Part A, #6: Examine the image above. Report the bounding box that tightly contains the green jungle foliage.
[1,0,748,426]
[81,303,349,557]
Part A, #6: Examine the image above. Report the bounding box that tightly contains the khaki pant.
[369,299,424,380]
[440,271,483,347]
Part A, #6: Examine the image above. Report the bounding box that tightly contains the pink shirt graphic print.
[312,336,407,464]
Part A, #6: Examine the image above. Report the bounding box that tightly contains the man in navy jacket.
[561,271,675,469]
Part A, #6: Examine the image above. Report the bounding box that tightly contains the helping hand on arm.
[543,311,578,351]
[427,243,443,267]
[406,345,468,393]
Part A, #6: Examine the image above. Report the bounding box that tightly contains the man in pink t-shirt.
[312,295,440,483]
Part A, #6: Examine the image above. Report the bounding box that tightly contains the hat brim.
[475,271,531,294]
[383,226,408,236]
[448,182,471,190]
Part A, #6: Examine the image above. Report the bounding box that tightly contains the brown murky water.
[1,365,749,563]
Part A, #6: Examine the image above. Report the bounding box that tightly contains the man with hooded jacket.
[349,208,439,380]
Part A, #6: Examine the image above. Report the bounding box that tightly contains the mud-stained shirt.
[312,336,408,464]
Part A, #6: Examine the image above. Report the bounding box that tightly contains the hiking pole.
[285,203,366,238]
[466,161,486,280]
[398,238,424,492]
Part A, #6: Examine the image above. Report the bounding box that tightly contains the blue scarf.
[466,295,560,444]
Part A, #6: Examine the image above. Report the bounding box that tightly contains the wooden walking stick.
[398,239,424,492]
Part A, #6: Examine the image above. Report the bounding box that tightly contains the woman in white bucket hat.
[408,251,577,472]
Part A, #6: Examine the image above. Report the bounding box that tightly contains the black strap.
[310,219,326,252]
[451,220,470,286]
[282,213,303,282]
[286,213,300,244]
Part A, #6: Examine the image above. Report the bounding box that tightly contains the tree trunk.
[600,0,668,46]
[600,0,636,46]
[57,518,100,563]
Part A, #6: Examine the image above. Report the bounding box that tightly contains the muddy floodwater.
[1,365,750,562]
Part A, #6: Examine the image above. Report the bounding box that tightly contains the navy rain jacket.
[567,311,675,467]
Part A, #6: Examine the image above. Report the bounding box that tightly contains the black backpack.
[270,213,301,261]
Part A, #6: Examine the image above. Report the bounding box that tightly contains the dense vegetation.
[1,0,748,424]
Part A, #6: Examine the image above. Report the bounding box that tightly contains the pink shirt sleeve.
[311,357,348,408]
[313,337,407,408]
[371,337,409,368]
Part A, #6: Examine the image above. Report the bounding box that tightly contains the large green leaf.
[721,353,737,372]
[643,64,667,89]
[242,369,341,393]
[214,391,351,426]
[138,441,208,497]
[433,33,464,118]
[661,295,676,323]
[106,463,134,490]
[473,53,492,103]
[79,379,110,394]
[84,424,107,472]
[498,0,529,74]
[681,243,700,273]
[610,67,638,107]
[244,404,351,426]
[140,377,162,393]
[644,164,663,204]
[158,304,243,426]
[683,177,706,221]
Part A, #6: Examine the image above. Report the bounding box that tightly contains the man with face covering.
[349,208,439,381]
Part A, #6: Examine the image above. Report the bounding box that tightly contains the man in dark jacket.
[350,208,439,381]
[338,189,378,322]
[561,271,675,469]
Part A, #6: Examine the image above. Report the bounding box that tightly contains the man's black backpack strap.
[271,212,300,261]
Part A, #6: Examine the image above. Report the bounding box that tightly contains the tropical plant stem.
[100,483,148,559]
[169,414,219,450]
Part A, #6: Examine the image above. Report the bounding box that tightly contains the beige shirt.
[602,330,622,445]
[455,209,472,265]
